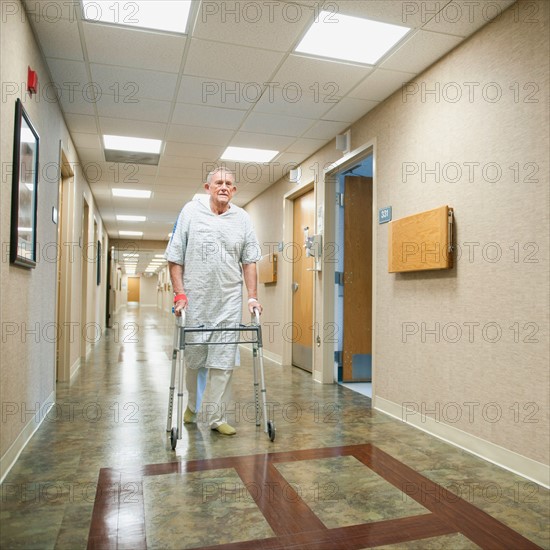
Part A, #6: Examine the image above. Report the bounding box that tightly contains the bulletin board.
[388,206,454,273]
[258,253,277,284]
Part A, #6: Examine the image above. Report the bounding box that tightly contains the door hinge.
[335,271,344,286]
[334,350,343,367]
[336,192,344,206]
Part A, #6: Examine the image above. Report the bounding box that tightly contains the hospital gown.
[165,198,261,370]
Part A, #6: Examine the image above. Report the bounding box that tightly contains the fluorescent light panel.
[82,1,192,34]
[221,146,278,163]
[117,215,146,222]
[119,230,143,236]
[295,12,410,65]
[113,188,152,198]
[104,135,162,154]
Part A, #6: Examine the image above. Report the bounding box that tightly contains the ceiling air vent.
[104,149,160,166]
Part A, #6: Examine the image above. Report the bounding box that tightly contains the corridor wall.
[0,0,108,480]
[246,0,549,484]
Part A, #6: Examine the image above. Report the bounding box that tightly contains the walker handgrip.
[252,307,260,325]
[175,309,186,327]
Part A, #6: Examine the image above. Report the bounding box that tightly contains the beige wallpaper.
[0,0,108,465]
[247,0,549,466]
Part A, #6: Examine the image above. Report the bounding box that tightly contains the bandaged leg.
[185,366,207,423]
[205,368,235,434]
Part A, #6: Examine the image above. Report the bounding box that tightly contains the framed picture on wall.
[97,240,101,285]
[10,98,40,268]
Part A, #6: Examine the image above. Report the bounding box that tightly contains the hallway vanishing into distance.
[0,306,547,549]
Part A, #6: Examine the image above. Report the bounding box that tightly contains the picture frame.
[10,99,40,268]
[97,240,102,285]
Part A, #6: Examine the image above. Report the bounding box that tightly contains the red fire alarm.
[27,66,38,95]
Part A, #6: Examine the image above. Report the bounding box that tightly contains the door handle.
[292,281,299,292]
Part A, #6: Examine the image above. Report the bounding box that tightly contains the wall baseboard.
[239,344,282,366]
[375,396,549,489]
[0,391,56,484]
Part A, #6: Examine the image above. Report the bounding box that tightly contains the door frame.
[282,180,315,369]
[318,140,377,393]
[55,146,75,382]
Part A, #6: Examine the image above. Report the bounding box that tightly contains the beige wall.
[246,0,549,477]
[0,0,108,479]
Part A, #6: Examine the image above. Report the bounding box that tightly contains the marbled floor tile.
[142,469,275,549]
[274,455,428,528]
[370,532,482,549]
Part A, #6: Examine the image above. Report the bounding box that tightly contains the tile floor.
[0,306,548,549]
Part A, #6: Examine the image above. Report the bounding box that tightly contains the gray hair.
[206,168,236,185]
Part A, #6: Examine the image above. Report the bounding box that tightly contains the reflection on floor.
[0,306,548,549]
[339,382,372,398]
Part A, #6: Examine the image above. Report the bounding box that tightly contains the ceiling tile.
[349,68,417,101]
[70,132,101,149]
[163,142,224,159]
[58,90,96,115]
[177,75,252,110]
[159,156,210,170]
[272,55,373,99]
[286,137,331,155]
[172,103,247,130]
[30,17,84,61]
[46,58,89,90]
[165,124,234,146]
[193,1,311,51]
[331,0,438,28]
[83,22,186,72]
[322,97,379,123]
[64,113,98,134]
[96,96,172,123]
[90,64,178,102]
[253,88,334,119]
[241,112,314,137]
[380,29,463,73]
[97,118,167,140]
[74,147,104,163]
[229,132,296,151]
[184,39,285,82]
[423,0,515,36]
[302,120,349,140]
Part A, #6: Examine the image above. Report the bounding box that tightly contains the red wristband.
[174,293,187,303]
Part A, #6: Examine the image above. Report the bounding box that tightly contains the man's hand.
[174,293,188,316]
[248,298,262,315]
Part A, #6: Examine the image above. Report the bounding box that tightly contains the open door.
[292,189,315,372]
[342,176,373,381]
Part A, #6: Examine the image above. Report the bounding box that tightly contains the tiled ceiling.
[25,0,514,246]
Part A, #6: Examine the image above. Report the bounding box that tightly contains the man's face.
[204,171,236,208]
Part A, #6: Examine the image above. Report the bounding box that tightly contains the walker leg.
[166,325,179,432]
[252,344,261,427]
[257,346,275,441]
[175,338,186,445]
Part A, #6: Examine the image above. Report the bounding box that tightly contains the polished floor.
[0,306,548,549]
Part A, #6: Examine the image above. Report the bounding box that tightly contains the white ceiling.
[25,0,513,249]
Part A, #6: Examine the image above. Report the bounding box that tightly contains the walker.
[166,309,275,450]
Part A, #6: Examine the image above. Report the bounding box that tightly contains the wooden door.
[292,189,315,372]
[343,176,372,381]
[127,276,140,302]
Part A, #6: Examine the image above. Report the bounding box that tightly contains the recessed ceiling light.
[221,146,279,163]
[81,0,192,34]
[117,215,146,222]
[154,254,165,258]
[119,230,143,236]
[113,188,152,198]
[104,135,162,154]
[295,12,410,65]
[123,253,139,257]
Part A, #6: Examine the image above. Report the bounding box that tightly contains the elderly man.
[166,168,262,435]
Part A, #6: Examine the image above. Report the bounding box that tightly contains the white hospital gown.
[165,198,261,370]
